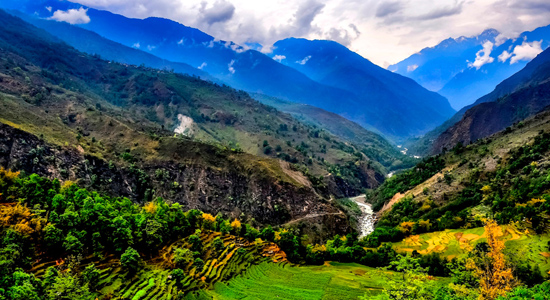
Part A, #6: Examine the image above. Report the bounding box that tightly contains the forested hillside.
[0,9,410,203]
[369,108,550,245]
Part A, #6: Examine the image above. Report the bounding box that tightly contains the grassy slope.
[204,262,450,300]
[392,224,550,272]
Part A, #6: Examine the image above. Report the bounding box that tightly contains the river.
[348,194,375,238]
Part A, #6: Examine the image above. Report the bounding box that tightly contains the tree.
[201,213,216,230]
[63,232,83,255]
[145,219,163,249]
[172,269,185,288]
[7,270,41,300]
[82,264,100,289]
[219,220,231,235]
[193,258,204,271]
[188,234,203,252]
[475,219,517,300]
[363,254,436,300]
[43,224,63,250]
[173,248,193,267]
[45,270,94,300]
[260,225,275,242]
[212,237,225,252]
[120,247,140,274]
[230,219,241,235]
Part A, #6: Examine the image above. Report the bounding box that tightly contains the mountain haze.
[270,38,455,140]
[433,47,550,153]
[1,0,455,142]
[391,27,550,110]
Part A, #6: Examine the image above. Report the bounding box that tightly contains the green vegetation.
[0,169,289,299]
[0,8,403,198]
[370,156,446,211]
[253,93,419,172]
[204,261,450,300]
[366,112,550,247]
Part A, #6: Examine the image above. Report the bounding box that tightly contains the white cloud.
[228,59,236,74]
[510,40,543,64]
[198,62,207,69]
[259,44,274,54]
[407,64,418,72]
[272,55,286,62]
[46,6,52,12]
[177,38,185,45]
[498,50,512,62]
[468,41,494,69]
[296,55,311,65]
[229,43,247,53]
[50,7,91,24]
[69,0,550,66]
[147,45,156,51]
[133,42,141,49]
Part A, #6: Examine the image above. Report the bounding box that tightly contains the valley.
[1,1,550,300]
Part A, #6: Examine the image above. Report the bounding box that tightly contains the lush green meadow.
[202,262,449,300]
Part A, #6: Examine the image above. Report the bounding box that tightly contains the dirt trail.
[282,212,345,226]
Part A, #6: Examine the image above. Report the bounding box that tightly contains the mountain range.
[391,27,550,110]
[432,46,550,153]
[269,38,455,140]
[0,0,455,142]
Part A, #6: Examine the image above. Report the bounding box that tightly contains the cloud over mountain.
[69,0,550,66]
[50,7,90,24]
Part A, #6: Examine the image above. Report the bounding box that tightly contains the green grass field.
[203,262,450,300]
[392,224,550,272]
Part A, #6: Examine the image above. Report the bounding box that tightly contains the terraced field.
[203,261,450,300]
[392,224,550,272]
[29,232,286,299]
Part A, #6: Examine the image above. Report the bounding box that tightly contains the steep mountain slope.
[391,27,550,110]
[367,107,550,244]
[253,93,418,171]
[270,38,455,141]
[0,2,363,125]
[432,47,550,153]
[390,29,500,92]
[5,8,398,197]
[0,9,359,236]
[8,10,211,80]
[2,0,454,142]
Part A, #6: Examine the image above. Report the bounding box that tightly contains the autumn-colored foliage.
[398,221,415,235]
[201,213,216,230]
[476,219,517,300]
[143,201,158,214]
[0,167,20,181]
[230,219,241,229]
[202,213,216,223]
[0,203,46,235]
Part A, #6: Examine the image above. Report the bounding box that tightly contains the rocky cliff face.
[0,123,350,239]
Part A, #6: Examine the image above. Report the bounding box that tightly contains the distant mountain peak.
[479,28,500,38]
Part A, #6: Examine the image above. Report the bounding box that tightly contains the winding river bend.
[349,194,375,238]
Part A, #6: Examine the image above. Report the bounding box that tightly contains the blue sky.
[61,0,550,66]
